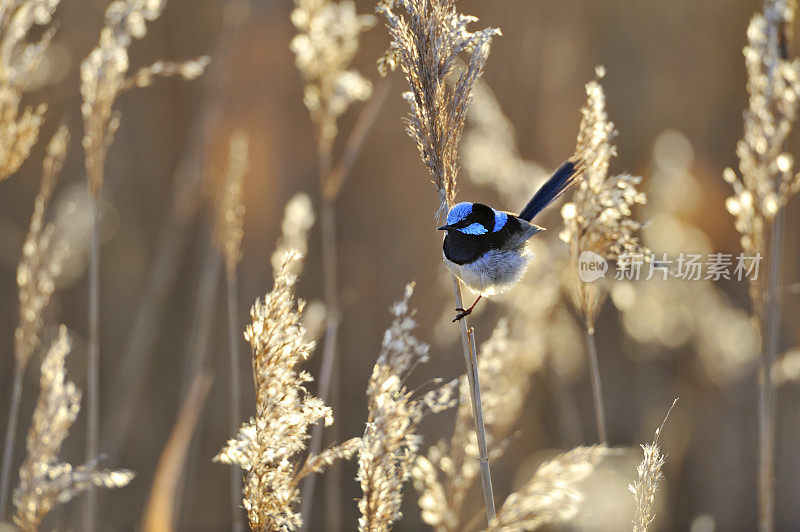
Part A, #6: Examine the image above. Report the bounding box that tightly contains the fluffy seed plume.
[0,0,61,182]
[357,283,458,531]
[290,0,374,145]
[560,69,648,331]
[15,125,69,371]
[13,327,134,530]
[271,193,316,276]
[629,400,677,532]
[0,125,70,525]
[214,251,357,531]
[215,130,249,273]
[80,0,210,195]
[723,0,800,305]
[487,445,613,532]
[377,0,501,215]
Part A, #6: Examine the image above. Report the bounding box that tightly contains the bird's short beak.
[437,224,455,231]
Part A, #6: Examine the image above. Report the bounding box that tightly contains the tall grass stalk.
[299,142,337,531]
[760,208,783,532]
[561,72,647,445]
[584,330,608,444]
[0,125,69,521]
[759,7,787,530]
[464,324,495,520]
[84,193,100,532]
[375,0,501,522]
[225,264,243,532]
[219,131,249,532]
[103,0,245,455]
[0,365,23,520]
[79,1,209,525]
[291,1,385,521]
[722,2,800,527]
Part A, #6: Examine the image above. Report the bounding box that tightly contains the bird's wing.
[495,216,544,250]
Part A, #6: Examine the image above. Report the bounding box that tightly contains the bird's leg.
[453,295,482,322]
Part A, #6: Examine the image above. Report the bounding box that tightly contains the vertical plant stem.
[300,143,337,531]
[0,364,24,521]
[324,369,342,532]
[84,192,100,532]
[759,208,783,532]
[452,276,495,523]
[584,329,608,444]
[103,0,245,455]
[299,85,388,530]
[225,265,243,532]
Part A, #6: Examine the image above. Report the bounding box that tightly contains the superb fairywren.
[439,160,583,321]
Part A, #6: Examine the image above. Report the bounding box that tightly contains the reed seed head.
[724,1,800,311]
[487,445,613,532]
[13,327,134,530]
[629,400,676,532]
[357,283,458,532]
[15,125,70,372]
[560,70,648,332]
[291,0,375,145]
[81,0,209,195]
[0,0,62,182]
[377,0,500,216]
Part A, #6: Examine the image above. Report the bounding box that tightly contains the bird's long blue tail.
[518,160,583,222]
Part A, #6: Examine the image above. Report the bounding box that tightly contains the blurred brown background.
[2,0,800,530]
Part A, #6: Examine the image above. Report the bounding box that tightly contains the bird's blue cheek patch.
[492,210,508,232]
[447,202,473,225]
[459,222,488,235]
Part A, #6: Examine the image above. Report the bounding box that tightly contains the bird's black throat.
[443,231,493,265]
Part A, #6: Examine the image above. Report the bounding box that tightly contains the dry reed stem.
[216,131,249,532]
[103,0,247,457]
[584,330,607,444]
[290,2,376,527]
[142,372,213,532]
[413,311,562,531]
[80,2,209,526]
[560,70,647,445]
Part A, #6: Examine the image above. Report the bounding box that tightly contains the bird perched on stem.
[439,160,583,321]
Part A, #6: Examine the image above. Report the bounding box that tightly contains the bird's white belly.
[443,248,532,296]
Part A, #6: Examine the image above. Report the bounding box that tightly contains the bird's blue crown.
[446,202,508,235]
[446,202,473,225]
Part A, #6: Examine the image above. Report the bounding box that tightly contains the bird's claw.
[452,308,472,322]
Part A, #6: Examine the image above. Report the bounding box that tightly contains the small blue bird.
[438,160,583,321]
